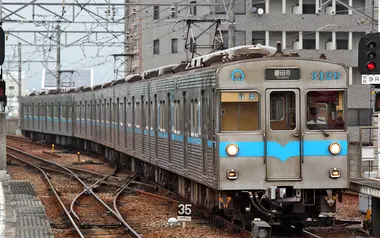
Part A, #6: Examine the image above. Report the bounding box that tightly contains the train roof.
[28,42,342,97]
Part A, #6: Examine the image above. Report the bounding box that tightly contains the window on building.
[220,30,228,49]
[221,92,260,131]
[303,4,315,14]
[347,108,371,126]
[153,39,159,54]
[153,6,159,19]
[190,1,197,16]
[171,38,178,53]
[307,91,346,130]
[335,4,348,15]
[252,31,265,45]
[216,0,246,14]
[303,39,316,49]
[270,91,295,130]
[337,39,348,50]
[252,0,265,13]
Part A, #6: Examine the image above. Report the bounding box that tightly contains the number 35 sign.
[177,203,192,222]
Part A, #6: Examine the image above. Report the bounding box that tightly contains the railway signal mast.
[358,0,380,185]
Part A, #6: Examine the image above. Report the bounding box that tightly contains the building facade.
[130,0,377,142]
[3,71,25,119]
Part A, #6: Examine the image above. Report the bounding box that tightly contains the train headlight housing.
[226,169,238,180]
[226,144,239,156]
[330,168,340,178]
[329,142,341,155]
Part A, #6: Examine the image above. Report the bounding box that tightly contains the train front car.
[216,52,348,231]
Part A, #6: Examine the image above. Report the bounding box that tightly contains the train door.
[265,89,301,181]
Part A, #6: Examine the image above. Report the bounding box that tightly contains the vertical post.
[0,0,6,171]
[378,112,380,178]
[56,25,61,90]
[0,113,5,170]
[228,0,235,48]
[378,0,380,32]
[124,0,130,76]
[16,42,21,135]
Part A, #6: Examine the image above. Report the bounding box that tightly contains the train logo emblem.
[231,69,245,81]
[249,93,255,100]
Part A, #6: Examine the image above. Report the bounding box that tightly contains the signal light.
[368,41,376,49]
[368,62,376,71]
[0,80,6,109]
[359,33,380,74]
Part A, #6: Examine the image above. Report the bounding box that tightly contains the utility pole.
[227,0,235,48]
[56,25,61,90]
[16,42,21,135]
[124,0,130,76]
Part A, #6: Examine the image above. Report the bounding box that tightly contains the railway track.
[6,145,141,238]
[6,136,365,238]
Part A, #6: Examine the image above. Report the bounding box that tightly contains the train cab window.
[270,91,296,130]
[220,92,259,131]
[306,91,345,130]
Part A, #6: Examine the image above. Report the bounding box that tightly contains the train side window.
[221,92,259,131]
[190,99,200,136]
[135,101,141,128]
[125,101,130,127]
[145,101,149,130]
[119,100,124,126]
[270,92,296,131]
[172,100,181,134]
[150,100,155,130]
[158,100,166,132]
[306,91,345,130]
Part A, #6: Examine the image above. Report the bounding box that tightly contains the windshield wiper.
[313,118,329,137]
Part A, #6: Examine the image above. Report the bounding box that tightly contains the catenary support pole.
[56,25,61,90]
[228,0,235,48]
[16,42,21,135]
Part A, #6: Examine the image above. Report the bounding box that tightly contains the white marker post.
[177,203,192,228]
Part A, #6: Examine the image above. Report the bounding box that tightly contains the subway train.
[20,43,349,232]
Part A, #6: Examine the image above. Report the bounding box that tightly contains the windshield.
[306,91,345,130]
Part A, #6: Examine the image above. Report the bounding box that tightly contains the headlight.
[226,144,239,156]
[329,142,341,155]
[330,168,340,178]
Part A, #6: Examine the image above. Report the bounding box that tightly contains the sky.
[3,0,127,92]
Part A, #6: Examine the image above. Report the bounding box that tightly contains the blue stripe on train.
[26,117,213,147]
[219,140,348,162]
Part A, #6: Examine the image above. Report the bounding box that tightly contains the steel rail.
[302,229,323,238]
[70,167,118,222]
[112,176,142,238]
[6,153,85,238]
[6,146,139,233]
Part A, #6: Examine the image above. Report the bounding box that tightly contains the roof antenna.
[273,41,284,57]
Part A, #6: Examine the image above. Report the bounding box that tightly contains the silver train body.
[20,44,349,230]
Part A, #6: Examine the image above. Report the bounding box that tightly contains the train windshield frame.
[305,89,346,131]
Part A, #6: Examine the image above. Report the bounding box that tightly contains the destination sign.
[265,68,300,80]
